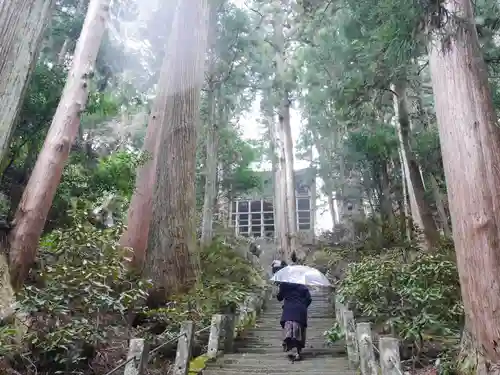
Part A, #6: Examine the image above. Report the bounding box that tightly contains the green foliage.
[85,91,120,118]
[3,208,150,372]
[0,213,264,371]
[0,193,9,219]
[145,237,265,333]
[0,326,17,357]
[197,126,261,209]
[1,208,264,373]
[345,125,398,163]
[3,63,66,174]
[337,249,463,345]
[91,152,146,197]
[413,126,445,178]
[52,151,142,226]
[323,321,343,344]
[218,131,262,196]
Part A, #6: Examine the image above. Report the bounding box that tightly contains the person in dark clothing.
[277,282,312,360]
[271,259,287,275]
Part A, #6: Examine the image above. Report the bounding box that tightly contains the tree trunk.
[380,160,395,226]
[337,145,346,221]
[200,87,218,246]
[428,0,500,366]
[57,39,70,65]
[145,0,209,297]
[392,80,440,250]
[269,112,289,260]
[119,77,165,269]
[57,0,86,65]
[200,2,220,246]
[327,193,337,228]
[281,92,299,256]
[429,173,451,237]
[8,0,110,290]
[313,138,337,229]
[119,0,177,269]
[397,149,411,241]
[216,107,230,229]
[272,0,295,261]
[0,0,56,167]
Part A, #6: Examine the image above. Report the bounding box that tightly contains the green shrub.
[2,208,150,372]
[0,206,264,373]
[337,249,463,344]
[144,237,265,333]
[323,321,343,345]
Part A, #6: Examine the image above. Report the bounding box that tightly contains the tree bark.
[200,2,219,246]
[281,92,299,256]
[56,0,86,66]
[8,0,110,290]
[394,155,410,241]
[429,173,451,237]
[271,0,295,261]
[0,0,56,168]
[337,142,346,221]
[269,111,289,260]
[216,106,230,229]
[119,0,177,269]
[312,136,337,229]
[380,160,395,226]
[327,193,337,228]
[428,0,500,366]
[392,80,440,250]
[200,87,219,246]
[145,0,209,296]
[119,76,165,269]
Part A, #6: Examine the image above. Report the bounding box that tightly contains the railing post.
[379,337,402,375]
[124,338,149,375]
[356,322,377,375]
[256,289,267,312]
[173,321,195,375]
[207,314,224,359]
[343,309,359,367]
[222,314,236,353]
[335,295,345,328]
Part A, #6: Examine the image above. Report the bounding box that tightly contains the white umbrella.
[270,265,331,287]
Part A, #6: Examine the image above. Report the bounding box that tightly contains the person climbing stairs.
[203,287,356,374]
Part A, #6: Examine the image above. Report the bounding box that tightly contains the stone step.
[206,362,350,371]
[252,323,335,330]
[203,371,349,375]
[213,354,348,365]
[203,370,349,375]
[248,330,333,336]
[232,347,344,355]
[210,363,349,370]
[240,331,332,337]
[255,317,333,324]
[235,339,332,347]
[203,366,351,375]
[254,320,333,325]
[233,346,347,355]
[203,266,354,375]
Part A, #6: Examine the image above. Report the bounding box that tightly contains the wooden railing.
[103,289,269,375]
[335,296,404,375]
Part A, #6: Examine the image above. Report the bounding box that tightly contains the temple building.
[230,168,316,244]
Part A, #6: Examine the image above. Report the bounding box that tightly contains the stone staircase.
[203,287,356,375]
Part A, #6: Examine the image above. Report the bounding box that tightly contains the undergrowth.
[319,222,463,374]
[0,206,263,375]
[338,248,463,341]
